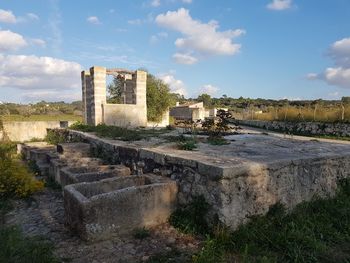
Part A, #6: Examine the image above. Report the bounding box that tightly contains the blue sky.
[0,0,349,103]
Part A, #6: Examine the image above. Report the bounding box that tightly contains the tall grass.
[192,179,350,263]
[250,105,350,122]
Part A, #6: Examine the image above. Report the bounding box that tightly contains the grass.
[189,179,350,263]
[0,114,82,122]
[146,248,191,263]
[133,227,150,239]
[69,122,170,141]
[206,136,230,146]
[0,226,60,263]
[169,196,210,235]
[163,135,198,150]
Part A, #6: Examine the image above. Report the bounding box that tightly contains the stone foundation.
[54,129,350,230]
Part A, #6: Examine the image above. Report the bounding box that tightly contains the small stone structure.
[81,67,148,127]
[170,102,228,122]
[60,165,130,186]
[64,174,178,241]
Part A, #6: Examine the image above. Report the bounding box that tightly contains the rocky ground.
[5,187,201,263]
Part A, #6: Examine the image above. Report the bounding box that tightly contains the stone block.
[60,165,131,186]
[64,174,178,241]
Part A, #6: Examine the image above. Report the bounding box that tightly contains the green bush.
[169,196,209,235]
[45,129,68,145]
[0,143,44,199]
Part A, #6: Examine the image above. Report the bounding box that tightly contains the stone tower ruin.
[81,66,147,127]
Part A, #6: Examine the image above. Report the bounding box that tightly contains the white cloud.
[0,9,16,23]
[173,53,198,64]
[26,13,39,21]
[0,54,81,93]
[128,14,153,25]
[30,38,46,47]
[87,16,101,25]
[159,73,187,96]
[329,37,350,67]
[156,8,245,63]
[0,30,27,52]
[267,0,292,11]
[198,84,219,96]
[308,37,350,89]
[149,31,168,44]
[0,9,40,24]
[128,19,142,25]
[182,0,192,3]
[151,0,161,7]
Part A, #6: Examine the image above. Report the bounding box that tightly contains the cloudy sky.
[0,0,349,103]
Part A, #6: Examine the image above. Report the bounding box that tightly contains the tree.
[107,73,175,122]
[107,75,123,104]
[146,74,176,122]
[197,93,212,108]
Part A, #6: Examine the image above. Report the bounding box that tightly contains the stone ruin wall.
[81,66,148,127]
[235,119,350,137]
[54,129,350,230]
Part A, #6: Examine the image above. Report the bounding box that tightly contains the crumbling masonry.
[81,67,147,127]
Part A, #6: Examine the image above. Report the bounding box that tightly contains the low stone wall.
[235,120,350,137]
[0,121,76,142]
[50,129,350,231]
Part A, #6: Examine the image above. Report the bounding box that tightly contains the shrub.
[177,140,197,151]
[133,227,150,239]
[0,143,44,199]
[45,129,68,145]
[169,196,209,235]
[206,136,230,146]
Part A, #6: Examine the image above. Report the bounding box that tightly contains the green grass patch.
[1,114,81,122]
[163,135,198,151]
[192,179,350,263]
[133,227,150,239]
[169,196,210,235]
[206,136,230,146]
[0,226,60,263]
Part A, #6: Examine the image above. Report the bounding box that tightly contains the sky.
[0,0,349,103]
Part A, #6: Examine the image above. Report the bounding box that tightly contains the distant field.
[0,114,82,122]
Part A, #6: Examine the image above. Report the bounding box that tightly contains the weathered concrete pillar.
[81,71,90,124]
[90,66,106,125]
[135,70,147,125]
